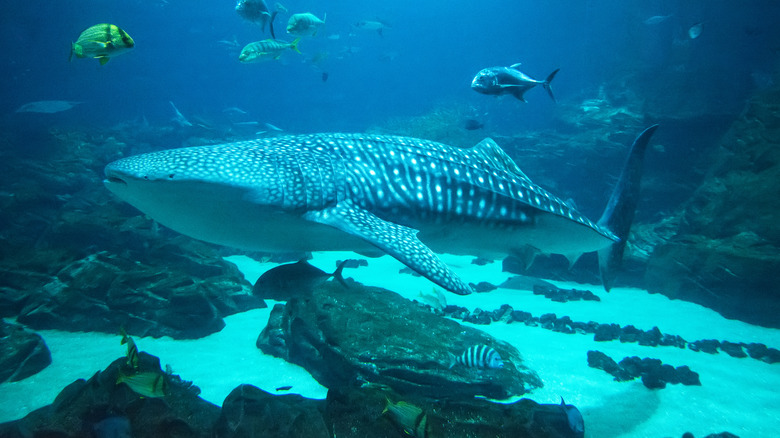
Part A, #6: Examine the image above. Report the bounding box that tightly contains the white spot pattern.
[106,133,615,241]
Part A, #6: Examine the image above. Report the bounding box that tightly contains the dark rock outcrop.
[0,350,582,438]
[443,303,777,365]
[0,320,51,383]
[0,130,265,339]
[10,243,265,339]
[325,387,583,438]
[216,385,329,438]
[256,280,542,399]
[587,350,701,389]
[644,82,780,328]
[532,284,601,303]
[0,352,220,438]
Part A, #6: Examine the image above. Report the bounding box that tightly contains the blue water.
[1,0,777,133]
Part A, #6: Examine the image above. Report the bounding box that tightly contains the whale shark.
[104,126,657,294]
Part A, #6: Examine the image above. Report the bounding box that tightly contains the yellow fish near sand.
[70,23,135,65]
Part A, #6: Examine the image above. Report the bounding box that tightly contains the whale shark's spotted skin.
[105,132,649,294]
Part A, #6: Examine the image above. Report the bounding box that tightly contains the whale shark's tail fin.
[597,125,659,291]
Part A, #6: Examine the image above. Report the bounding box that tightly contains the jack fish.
[472,64,559,102]
[104,127,657,294]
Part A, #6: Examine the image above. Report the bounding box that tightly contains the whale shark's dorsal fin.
[470,138,532,183]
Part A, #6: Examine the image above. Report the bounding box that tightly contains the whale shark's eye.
[168,174,175,179]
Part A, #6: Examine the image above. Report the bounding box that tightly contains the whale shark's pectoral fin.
[304,201,473,295]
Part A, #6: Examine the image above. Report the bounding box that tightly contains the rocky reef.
[0,351,582,438]
[586,350,701,389]
[257,280,542,400]
[643,80,780,328]
[0,129,265,340]
[0,320,51,383]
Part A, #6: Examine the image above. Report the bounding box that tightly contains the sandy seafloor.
[1,251,779,438]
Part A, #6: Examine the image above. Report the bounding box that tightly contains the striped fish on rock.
[448,344,504,369]
[104,126,658,295]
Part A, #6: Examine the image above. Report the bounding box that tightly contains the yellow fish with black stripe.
[70,23,135,65]
[116,370,169,398]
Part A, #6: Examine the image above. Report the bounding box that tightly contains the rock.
[539,313,557,329]
[644,84,780,329]
[0,134,265,339]
[688,339,721,354]
[0,320,51,383]
[0,352,220,438]
[443,305,470,320]
[552,316,575,334]
[660,333,687,348]
[12,248,265,339]
[215,385,329,438]
[593,324,621,342]
[256,280,542,399]
[638,326,662,347]
[532,284,601,302]
[587,351,700,389]
[719,341,747,358]
[510,310,533,323]
[463,308,492,325]
[675,365,702,386]
[619,325,642,343]
[587,350,620,376]
[490,304,513,322]
[325,387,584,438]
[744,342,780,363]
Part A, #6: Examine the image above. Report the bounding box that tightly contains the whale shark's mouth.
[105,176,127,186]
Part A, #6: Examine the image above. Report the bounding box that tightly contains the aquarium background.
[1,0,779,437]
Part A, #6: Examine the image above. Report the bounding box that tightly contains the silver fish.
[471,63,559,102]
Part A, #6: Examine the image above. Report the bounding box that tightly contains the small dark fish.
[559,398,584,435]
[499,275,557,291]
[322,72,329,82]
[448,344,503,369]
[337,259,367,268]
[93,415,132,438]
[275,385,293,391]
[463,119,484,130]
[253,259,348,300]
[472,63,559,102]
